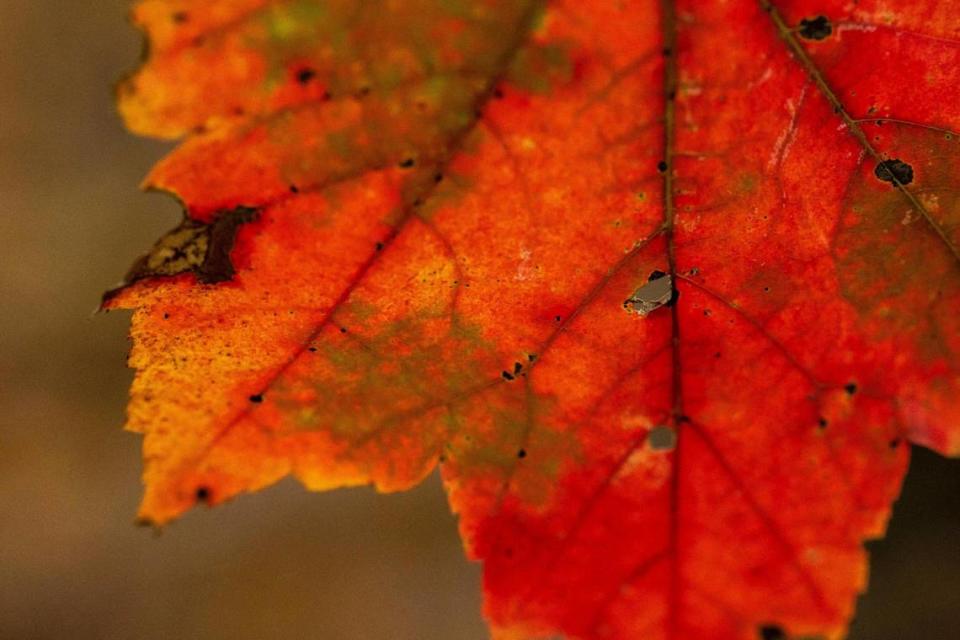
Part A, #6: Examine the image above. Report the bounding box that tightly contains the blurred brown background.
[0,2,957,639]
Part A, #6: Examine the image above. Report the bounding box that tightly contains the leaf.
[106,1,960,638]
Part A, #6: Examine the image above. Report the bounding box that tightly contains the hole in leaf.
[874,159,914,185]
[624,274,674,317]
[648,425,677,451]
[798,16,832,40]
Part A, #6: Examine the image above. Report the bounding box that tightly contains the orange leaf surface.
[106,1,960,638]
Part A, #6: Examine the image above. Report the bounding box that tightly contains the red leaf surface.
[106,1,960,638]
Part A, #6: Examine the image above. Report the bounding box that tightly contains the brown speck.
[296,68,316,84]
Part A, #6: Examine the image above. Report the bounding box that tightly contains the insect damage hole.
[624,272,674,316]
[798,16,832,40]
[874,159,913,185]
[648,425,677,451]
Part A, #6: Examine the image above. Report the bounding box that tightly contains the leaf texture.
[107,1,960,638]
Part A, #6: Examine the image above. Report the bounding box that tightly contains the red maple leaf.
[106,1,960,637]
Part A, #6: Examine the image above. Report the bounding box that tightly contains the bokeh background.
[1,2,958,639]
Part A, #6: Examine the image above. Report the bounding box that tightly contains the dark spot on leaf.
[195,486,211,503]
[517,448,527,459]
[249,394,263,403]
[308,346,317,352]
[874,159,914,185]
[493,88,505,99]
[339,326,348,334]
[528,353,537,362]
[163,313,170,320]
[296,68,316,84]
[662,47,672,57]
[399,158,415,168]
[513,362,523,375]
[172,11,189,24]
[375,242,385,251]
[289,184,300,194]
[759,625,786,640]
[666,287,680,307]
[433,173,444,183]
[798,16,832,40]
[657,160,668,173]
[501,370,515,381]
[844,382,858,395]
[818,416,829,429]
[554,315,562,322]
[890,437,902,449]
